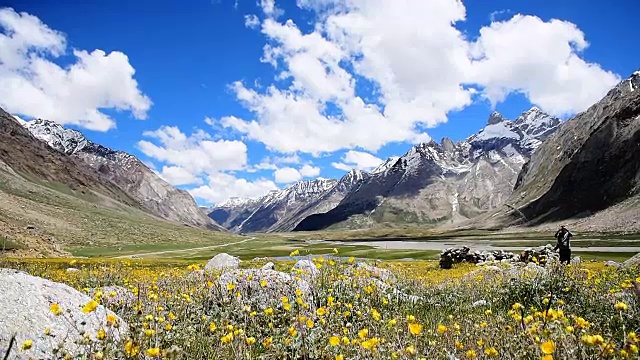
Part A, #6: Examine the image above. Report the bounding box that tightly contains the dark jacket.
[554,228,573,250]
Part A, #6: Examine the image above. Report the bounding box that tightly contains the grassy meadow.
[2,253,639,359]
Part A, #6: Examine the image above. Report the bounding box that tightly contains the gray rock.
[622,253,640,268]
[571,256,581,265]
[472,300,487,307]
[215,269,311,309]
[0,268,126,360]
[292,259,319,278]
[204,253,241,271]
[605,260,621,268]
[261,262,275,270]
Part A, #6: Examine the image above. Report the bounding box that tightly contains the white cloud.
[0,7,151,131]
[189,172,278,204]
[222,0,620,154]
[137,126,248,177]
[159,165,203,186]
[331,150,383,171]
[299,164,320,177]
[469,14,620,115]
[244,14,260,29]
[259,0,283,18]
[274,167,302,184]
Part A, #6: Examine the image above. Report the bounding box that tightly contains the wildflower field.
[2,255,639,360]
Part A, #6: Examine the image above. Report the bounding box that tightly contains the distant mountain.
[21,119,224,230]
[207,106,561,233]
[484,69,640,232]
[293,107,561,231]
[209,178,355,233]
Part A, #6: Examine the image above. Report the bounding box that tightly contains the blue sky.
[1,0,638,204]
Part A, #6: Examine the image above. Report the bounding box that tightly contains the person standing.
[554,225,573,264]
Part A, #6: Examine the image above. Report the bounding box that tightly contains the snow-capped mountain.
[21,119,224,230]
[294,107,561,231]
[208,173,371,233]
[208,106,561,233]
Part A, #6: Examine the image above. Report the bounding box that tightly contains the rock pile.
[439,247,517,269]
[439,245,560,269]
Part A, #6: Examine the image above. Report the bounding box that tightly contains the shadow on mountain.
[517,94,640,225]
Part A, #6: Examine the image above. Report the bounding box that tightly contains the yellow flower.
[405,345,417,355]
[409,323,423,336]
[246,337,256,345]
[21,340,33,350]
[388,319,397,327]
[288,327,298,337]
[333,248,339,254]
[82,299,98,313]
[264,308,274,316]
[226,283,235,291]
[97,329,106,340]
[466,349,477,359]
[437,324,448,334]
[283,303,292,311]
[540,340,555,354]
[615,302,629,311]
[145,348,160,357]
[209,322,217,332]
[306,319,314,328]
[50,303,62,316]
[125,340,140,356]
[485,309,492,315]
[290,250,300,257]
[221,333,234,344]
[106,313,117,326]
[263,337,273,347]
[316,307,327,316]
[361,337,379,350]
[260,279,268,287]
[358,328,369,339]
[165,324,173,331]
[542,355,553,360]
[329,336,340,346]
[336,355,344,360]
[144,329,155,337]
[484,347,499,357]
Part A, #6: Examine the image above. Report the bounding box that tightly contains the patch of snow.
[451,192,459,214]
[372,156,399,174]
[501,144,527,164]
[473,122,519,141]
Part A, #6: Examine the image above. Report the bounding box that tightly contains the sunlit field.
[2,254,639,359]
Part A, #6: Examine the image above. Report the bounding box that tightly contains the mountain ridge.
[21,118,225,231]
[208,106,561,233]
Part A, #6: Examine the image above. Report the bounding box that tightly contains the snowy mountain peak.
[487,111,507,125]
[286,178,337,196]
[22,118,89,155]
[217,197,255,208]
[372,157,400,174]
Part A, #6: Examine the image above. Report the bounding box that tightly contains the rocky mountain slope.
[483,70,640,231]
[0,108,137,208]
[21,119,224,230]
[293,107,561,231]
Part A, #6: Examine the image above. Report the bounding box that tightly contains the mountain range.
[13,117,224,231]
[209,106,562,233]
[2,69,638,244]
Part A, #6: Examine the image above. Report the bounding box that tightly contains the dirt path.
[113,237,256,258]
